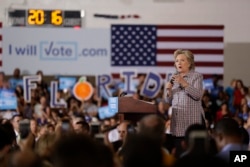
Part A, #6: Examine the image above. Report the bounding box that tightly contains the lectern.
[118,97,157,123]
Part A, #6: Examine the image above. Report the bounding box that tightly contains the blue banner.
[98,97,118,119]
[0,89,17,110]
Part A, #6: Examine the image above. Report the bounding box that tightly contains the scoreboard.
[8,9,84,28]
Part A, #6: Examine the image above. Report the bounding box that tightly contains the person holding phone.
[165,49,205,158]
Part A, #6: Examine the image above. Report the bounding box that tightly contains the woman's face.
[175,54,190,74]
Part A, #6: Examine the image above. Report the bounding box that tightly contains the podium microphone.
[119,92,127,97]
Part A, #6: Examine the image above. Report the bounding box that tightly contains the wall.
[1,0,250,87]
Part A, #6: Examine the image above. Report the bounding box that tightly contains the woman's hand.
[166,81,173,90]
[172,74,189,88]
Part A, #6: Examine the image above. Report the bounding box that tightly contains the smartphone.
[90,122,100,137]
[61,119,71,131]
[19,119,30,139]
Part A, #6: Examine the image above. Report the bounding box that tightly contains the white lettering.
[234,155,247,162]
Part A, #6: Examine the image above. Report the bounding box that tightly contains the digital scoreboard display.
[8,9,83,28]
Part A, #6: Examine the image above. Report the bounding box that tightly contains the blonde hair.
[35,133,57,158]
[174,49,195,70]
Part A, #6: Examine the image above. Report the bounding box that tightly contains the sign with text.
[2,28,110,76]
[98,97,118,120]
[0,89,17,110]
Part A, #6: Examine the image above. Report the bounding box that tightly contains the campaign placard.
[0,89,17,110]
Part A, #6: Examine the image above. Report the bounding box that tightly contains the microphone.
[170,78,174,85]
[119,92,127,97]
[170,71,179,85]
[166,71,178,97]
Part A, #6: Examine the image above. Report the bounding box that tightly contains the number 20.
[28,10,44,25]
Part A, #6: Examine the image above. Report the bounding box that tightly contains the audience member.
[35,133,57,167]
[11,114,23,145]
[115,121,131,155]
[35,70,49,97]
[233,79,246,114]
[0,125,13,167]
[121,133,163,167]
[224,78,236,115]
[215,102,231,123]
[0,71,10,89]
[51,133,116,167]
[174,123,227,167]
[213,117,249,164]
[8,68,23,90]
[137,114,176,167]
[8,149,42,167]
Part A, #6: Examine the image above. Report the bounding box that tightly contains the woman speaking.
[165,49,205,158]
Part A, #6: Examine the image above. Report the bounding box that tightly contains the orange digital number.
[51,10,63,26]
[28,9,45,25]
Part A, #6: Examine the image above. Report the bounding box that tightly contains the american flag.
[0,22,2,70]
[110,24,224,79]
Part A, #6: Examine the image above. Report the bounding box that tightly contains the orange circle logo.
[73,77,93,101]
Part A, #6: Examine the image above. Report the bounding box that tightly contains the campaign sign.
[0,89,17,110]
[230,151,250,167]
[109,97,118,115]
[98,97,118,120]
[203,78,214,91]
[59,77,77,90]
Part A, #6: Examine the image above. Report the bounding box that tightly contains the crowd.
[0,67,250,167]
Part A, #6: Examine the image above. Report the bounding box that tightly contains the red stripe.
[0,22,2,69]
[157,37,223,42]
[112,74,120,78]
[157,25,224,30]
[156,62,223,67]
[157,49,223,54]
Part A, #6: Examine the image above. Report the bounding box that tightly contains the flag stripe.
[157,25,224,30]
[110,66,223,74]
[111,73,223,80]
[157,37,223,42]
[158,29,224,37]
[157,49,223,54]
[156,62,223,67]
[0,22,2,69]
[157,54,224,62]
[157,42,224,49]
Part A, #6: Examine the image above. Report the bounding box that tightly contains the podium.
[118,97,157,123]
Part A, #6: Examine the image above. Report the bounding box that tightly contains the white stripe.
[110,67,223,74]
[0,26,2,62]
[157,29,224,37]
[157,54,224,62]
[157,42,224,49]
